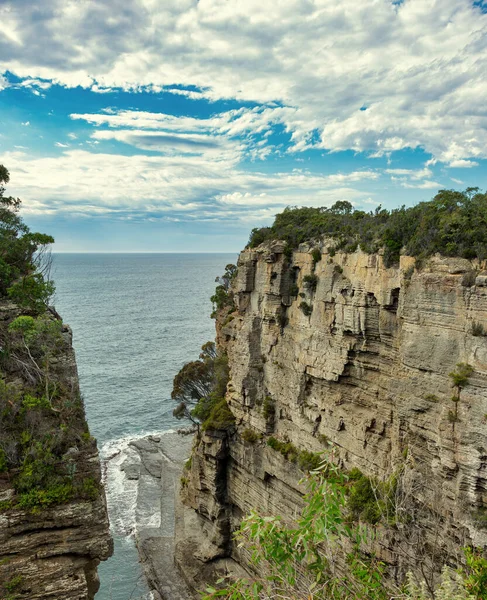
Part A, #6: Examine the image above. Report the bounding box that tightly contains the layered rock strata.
[0,301,112,599]
[176,243,487,590]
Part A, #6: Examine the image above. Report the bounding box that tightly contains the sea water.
[52,253,236,600]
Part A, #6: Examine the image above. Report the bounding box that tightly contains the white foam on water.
[100,429,176,538]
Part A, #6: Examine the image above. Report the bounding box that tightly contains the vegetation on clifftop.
[0,165,55,312]
[248,188,487,266]
[0,165,99,512]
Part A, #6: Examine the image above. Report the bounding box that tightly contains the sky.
[1,0,487,252]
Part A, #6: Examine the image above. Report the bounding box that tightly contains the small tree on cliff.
[210,264,237,316]
[172,341,230,429]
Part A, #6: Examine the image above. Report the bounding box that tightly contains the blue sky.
[1,0,487,252]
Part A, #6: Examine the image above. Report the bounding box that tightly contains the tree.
[211,264,237,315]
[0,165,55,311]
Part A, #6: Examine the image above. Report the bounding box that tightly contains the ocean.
[52,253,237,600]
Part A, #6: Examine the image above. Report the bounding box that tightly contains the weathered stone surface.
[176,245,487,590]
[120,432,195,599]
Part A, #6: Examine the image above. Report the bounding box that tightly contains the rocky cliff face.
[176,243,487,591]
[0,301,112,599]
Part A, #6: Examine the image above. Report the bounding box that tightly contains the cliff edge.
[0,300,112,599]
[175,242,487,592]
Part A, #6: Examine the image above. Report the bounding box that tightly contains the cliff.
[175,242,487,591]
[0,300,112,599]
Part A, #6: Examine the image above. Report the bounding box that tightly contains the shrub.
[241,428,261,443]
[246,189,487,265]
[449,363,473,389]
[328,246,336,257]
[22,394,50,411]
[447,410,458,423]
[8,275,55,314]
[202,398,235,431]
[472,322,486,337]
[462,270,478,287]
[210,264,237,316]
[297,450,323,471]
[277,312,288,329]
[303,274,318,292]
[311,248,322,265]
[0,448,7,473]
[262,396,276,427]
[334,265,343,275]
[299,301,312,316]
[289,284,299,297]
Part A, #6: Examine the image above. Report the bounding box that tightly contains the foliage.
[241,428,262,443]
[211,264,237,316]
[172,341,233,431]
[247,188,487,266]
[289,283,299,297]
[303,273,318,291]
[202,397,235,431]
[202,464,390,600]
[201,465,487,600]
[266,437,323,472]
[299,301,312,316]
[0,165,55,311]
[472,322,486,337]
[348,470,397,525]
[449,363,474,390]
[311,248,322,265]
[262,396,275,426]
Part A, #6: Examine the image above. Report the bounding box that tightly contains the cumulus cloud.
[1,0,486,164]
[2,148,378,222]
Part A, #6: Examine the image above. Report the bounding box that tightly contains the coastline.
[102,431,194,599]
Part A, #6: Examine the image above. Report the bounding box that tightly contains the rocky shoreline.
[116,431,194,600]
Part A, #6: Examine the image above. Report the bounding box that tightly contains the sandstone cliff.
[175,243,487,591]
[0,301,112,599]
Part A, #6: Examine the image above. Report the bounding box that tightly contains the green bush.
[262,396,276,426]
[247,189,487,266]
[202,398,235,431]
[311,248,322,265]
[299,301,312,316]
[241,428,262,443]
[472,322,486,337]
[303,274,318,292]
[267,437,323,472]
[0,448,7,473]
[16,483,74,511]
[297,450,323,471]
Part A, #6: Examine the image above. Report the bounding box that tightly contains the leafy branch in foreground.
[202,460,487,600]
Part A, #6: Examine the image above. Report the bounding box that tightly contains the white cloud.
[385,168,432,180]
[21,121,30,126]
[1,0,486,164]
[448,159,479,168]
[55,142,69,147]
[1,149,377,222]
[401,180,443,189]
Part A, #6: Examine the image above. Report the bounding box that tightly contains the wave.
[100,429,176,538]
